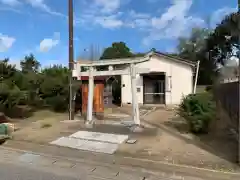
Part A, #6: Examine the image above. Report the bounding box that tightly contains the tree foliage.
[177,28,211,60]
[0,60,26,113]
[206,12,239,65]
[177,27,215,85]
[100,42,134,59]
[0,54,75,117]
[176,12,239,85]
[20,54,40,73]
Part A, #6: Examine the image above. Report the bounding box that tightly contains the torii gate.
[72,55,151,128]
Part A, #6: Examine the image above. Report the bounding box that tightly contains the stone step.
[69,130,129,144]
[50,136,119,154]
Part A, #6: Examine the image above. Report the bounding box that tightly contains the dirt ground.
[118,108,239,171]
[8,106,240,172]
[11,110,80,144]
[10,107,134,144]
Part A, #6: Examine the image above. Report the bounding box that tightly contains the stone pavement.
[0,146,208,180]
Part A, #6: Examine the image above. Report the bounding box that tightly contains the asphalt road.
[0,148,153,180]
[0,147,211,180]
[0,162,81,180]
[0,161,145,180]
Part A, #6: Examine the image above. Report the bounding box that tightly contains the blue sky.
[0,0,237,68]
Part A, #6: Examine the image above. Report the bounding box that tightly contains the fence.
[214,80,239,139]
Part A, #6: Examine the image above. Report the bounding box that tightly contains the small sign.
[137,87,141,92]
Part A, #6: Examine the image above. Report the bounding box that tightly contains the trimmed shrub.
[178,92,216,134]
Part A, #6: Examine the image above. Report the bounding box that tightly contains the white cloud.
[39,39,59,52]
[129,10,150,19]
[94,15,123,29]
[0,6,22,13]
[0,0,21,6]
[77,0,128,29]
[0,33,16,52]
[125,10,151,29]
[1,0,65,17]
[78,0,205,36]
[39,32,60,52]
[142,0,205,45]
[211,7,237,26]
[94,0,121,14]
[25,0,64,17]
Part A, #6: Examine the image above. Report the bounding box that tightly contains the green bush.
[178,92,216,134]
[1,57,74,117]
[44,95,68,112]
[0,83,26,109]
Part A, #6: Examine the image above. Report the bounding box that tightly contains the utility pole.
[237,0,240,164]
[68,0,74,120]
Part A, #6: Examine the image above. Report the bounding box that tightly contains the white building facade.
[121,52,195,105]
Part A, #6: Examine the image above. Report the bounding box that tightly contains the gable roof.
[75,56,149,67]
[150,51,196,67]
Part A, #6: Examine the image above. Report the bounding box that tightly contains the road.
[0,148,163,180]
[0,160,150,180]
[0,162,81,180]
[0,147,222,180]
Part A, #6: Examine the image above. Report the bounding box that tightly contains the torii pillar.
[86,66,94,127]
[130,63,140,126]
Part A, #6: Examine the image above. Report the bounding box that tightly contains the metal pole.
[193,61,200,94]
[68,0,74,120]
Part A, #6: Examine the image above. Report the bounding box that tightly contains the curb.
[2,140,240,180]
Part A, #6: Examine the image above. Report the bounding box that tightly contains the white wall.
[121,56,193,105]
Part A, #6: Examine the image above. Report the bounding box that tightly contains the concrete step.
[50,136,119,154]
[50,130,129,154]
[69,131,129,144]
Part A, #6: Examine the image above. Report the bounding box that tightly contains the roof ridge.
[149,51,196,66]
